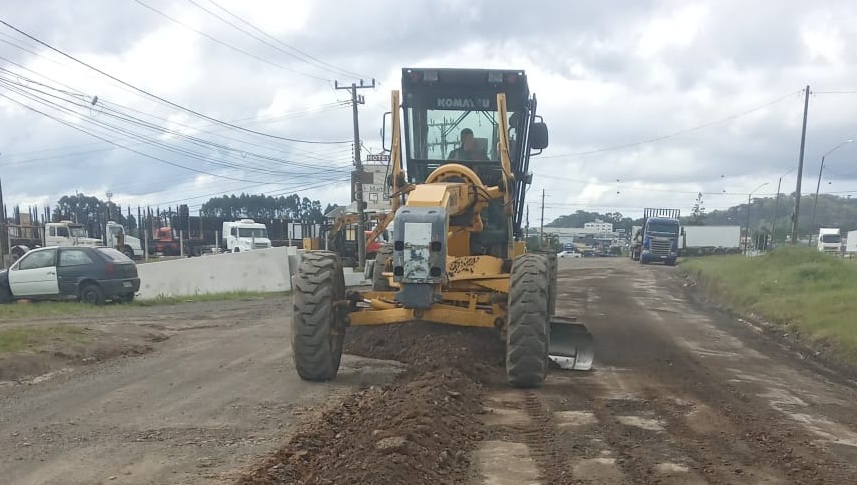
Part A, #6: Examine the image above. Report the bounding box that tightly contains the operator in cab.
[448,128,489,161]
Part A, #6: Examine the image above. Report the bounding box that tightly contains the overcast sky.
[1,0,856,223]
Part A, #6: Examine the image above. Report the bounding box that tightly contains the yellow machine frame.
[348,90,526,333]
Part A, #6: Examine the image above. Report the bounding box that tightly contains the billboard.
[350,164,391,212]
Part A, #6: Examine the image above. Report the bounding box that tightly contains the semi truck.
[147,226,205,257]
[8,220,102,263]
[681,225,742,256]
[106,221,144,260]
[222,219,272,252]
[632,208,683,265]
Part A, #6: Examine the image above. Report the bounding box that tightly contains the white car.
[557,250,581,258]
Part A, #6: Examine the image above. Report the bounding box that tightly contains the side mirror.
[381,111,391,152]
[530,122,548,150]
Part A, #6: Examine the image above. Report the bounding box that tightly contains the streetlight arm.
[824,139,854,158]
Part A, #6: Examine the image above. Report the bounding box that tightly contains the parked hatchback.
[0,246,140,305]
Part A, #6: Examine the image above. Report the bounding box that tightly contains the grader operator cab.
[290,67,593,388]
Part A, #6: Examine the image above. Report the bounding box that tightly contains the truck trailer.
[681,225,742,256]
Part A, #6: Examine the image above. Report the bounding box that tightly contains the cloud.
[0,0,856,226]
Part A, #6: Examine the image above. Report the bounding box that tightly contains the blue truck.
[631,208,683,266]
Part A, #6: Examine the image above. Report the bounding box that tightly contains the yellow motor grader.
[291,68,593,387]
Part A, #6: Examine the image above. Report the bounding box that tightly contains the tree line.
[5,192,341,240]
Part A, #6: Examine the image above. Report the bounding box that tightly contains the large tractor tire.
[291,251,346,381]
[506,253,550,388]
[372,243,394,291]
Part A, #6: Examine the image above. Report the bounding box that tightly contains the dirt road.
[4,257,857,484]
[0,298,404,485]
[242,257,857,485]
[470,257,857,484]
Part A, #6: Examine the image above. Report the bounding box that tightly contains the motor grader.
[291,68,593,388]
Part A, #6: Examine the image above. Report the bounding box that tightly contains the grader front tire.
[506,253,550,388]
[291,251,346,381]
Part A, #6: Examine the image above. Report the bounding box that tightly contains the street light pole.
[811,139,853,230]
[745,182,769,255]
[772,168,795,247]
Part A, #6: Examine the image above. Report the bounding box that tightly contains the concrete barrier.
[287,247,370,287]
[135,247,370,300]
[136,247,291,300]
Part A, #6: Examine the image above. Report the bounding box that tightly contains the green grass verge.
[0,325,89,354]
[0,291,288,320]
[680,246,857,366]
[129,290,288,306]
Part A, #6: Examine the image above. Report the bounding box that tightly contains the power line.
[204,0,370,80]
[188,0,369,80]
[129,0,331,82]
[0,51,349,161]
[541,89,803,159]
[0,91,279,184]
[0,76,350,177]
[0,17,351,145]
[146,177,348,210]
[0,53,349,159]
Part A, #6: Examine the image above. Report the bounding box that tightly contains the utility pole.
[540,189,545,249]
[790,85,810,245]
[772,168,794,247]
[525,204,530,239]
[0,174,5,267]
[336,78,375,271]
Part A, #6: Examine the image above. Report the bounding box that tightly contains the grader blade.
[548,316,594,371]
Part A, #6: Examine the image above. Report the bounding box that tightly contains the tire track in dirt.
[516,391,579,484]
[629,265,857,483]
[575,377,707,485]
[639,368,857,484]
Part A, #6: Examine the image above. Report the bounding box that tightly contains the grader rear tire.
[372,243,394,291]
[506,253,550,388]
[291,251,346,381]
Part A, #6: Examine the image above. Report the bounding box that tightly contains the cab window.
[59,249,95,267]
[17,249,57,270]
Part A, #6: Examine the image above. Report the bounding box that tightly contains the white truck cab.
[817,228,842,254]
[222,219,272,252]
[106,221,144,259]
[45,221,101,247]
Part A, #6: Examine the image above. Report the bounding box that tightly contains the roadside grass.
[0,325,89,354]
[680,246,857,366]
[0,291,287,320]
[129,290,288,306]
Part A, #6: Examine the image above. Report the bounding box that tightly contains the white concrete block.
[135,247,291,300]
